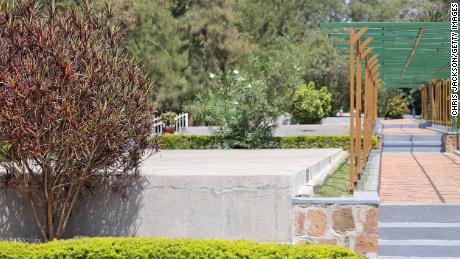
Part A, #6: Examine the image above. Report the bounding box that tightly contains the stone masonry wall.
[293,204,378,255]
[445,134,459,152]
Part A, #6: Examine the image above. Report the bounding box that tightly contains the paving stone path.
[378,119,460,258]
[380,152,460,203]
[379,119,460,203]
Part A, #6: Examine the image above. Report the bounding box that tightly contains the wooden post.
[363,55,369,163]
[356,38,362,182]
[348,27,374,194]
[349,28,355,194]
[421,85,425,120]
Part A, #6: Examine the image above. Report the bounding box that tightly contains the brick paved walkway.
[380,120,460,203]
[380,152,460,203]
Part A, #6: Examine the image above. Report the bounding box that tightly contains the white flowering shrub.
[196,70,281,148]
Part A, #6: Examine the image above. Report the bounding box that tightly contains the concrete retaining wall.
[0,174,295,242]
[0,149,345,243]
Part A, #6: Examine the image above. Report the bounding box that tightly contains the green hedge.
[158,135,220,149]
[158,135,377,150]
[0,135,378,160]
[0,237,361,258]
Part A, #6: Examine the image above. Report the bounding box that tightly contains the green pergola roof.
[320,22,450,88]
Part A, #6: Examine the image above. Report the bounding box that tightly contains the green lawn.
[315,159,350,197]
[316,156,368,197]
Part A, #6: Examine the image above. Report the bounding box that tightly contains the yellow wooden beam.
[371,64,380,74]
[368,58,379,69]
[361,47,373,59]
[353,27,368,43]
[359,37,373,53]
[367,55,379,68]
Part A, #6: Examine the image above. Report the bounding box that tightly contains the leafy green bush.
[386,96,410,119]
[377,86,404,117]
[291,82,332,124]
[0,237,361,258]
[194,69,281,149]
[156,135,377,150]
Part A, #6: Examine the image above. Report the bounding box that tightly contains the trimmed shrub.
[386,96,410,119]
[291,82,332,124]
[156,135,378,150]
[0,237,361,258]
[159,135,220,149]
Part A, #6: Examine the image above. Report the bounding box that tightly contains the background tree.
[0,1,156,241]
[118,0,189,112]
[45,0,450,116]
[178,0,255,108]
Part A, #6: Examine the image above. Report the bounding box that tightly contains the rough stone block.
[363,208,378,234]
[355,234,378,254]
[307,210,327,236]
[445,135,459,152]
[295,210,305,235]
[333,207,356,233]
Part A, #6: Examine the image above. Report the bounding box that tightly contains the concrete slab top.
[141,149,342,176]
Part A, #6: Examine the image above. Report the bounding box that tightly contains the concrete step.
[380,222,460,240]
[379,240,460,257]
[383,124,420,129]
[383,135,412,141]
[412,141,442,147]
[382,141,412,147]
[382,134,442,141]
[381,141,442,147]
[382,146,443,152]
[412,135,443,142]
[380,204,460,223]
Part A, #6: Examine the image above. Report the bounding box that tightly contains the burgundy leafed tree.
[0,0,157,241]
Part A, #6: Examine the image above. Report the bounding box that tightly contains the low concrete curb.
[297,151,348,197]
[292,191,379,205]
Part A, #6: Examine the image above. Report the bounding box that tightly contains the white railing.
[153,113,189,134]
[175,113,189,130]
[153,116,164,135]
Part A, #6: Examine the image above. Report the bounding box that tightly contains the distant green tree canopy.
[47,0,449,114]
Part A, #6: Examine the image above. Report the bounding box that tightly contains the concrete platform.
[142,149,342,176]
[1,149,344,242]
